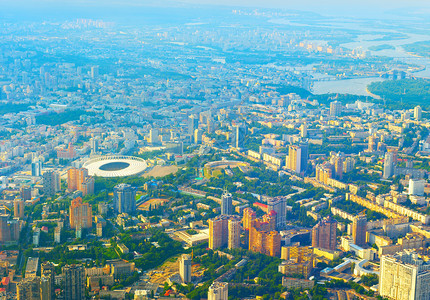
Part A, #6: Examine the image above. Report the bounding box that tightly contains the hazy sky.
[2,0,430,19]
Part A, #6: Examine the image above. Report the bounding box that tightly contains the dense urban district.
[1,5,430,300]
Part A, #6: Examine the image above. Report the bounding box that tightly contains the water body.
[312,77,385,96]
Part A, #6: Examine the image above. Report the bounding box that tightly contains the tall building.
[149,129,159,144]
[62,264,85,300]
[208,216,229,250]
[179,254,192,283]
[194,129,202,144]
[208,282,228,300]
[67,168,94,196]
[233,124,246,149]
[300,123,307,138]
[383,150,396,179]
[352,215,367,247]
[221,191,233,216]
[21,186,32,200]
[42,171,60,196]
[368,135,378,152]
[69,197,92,229]
[312,216,337,251]
[17,277,40,300]
[31,160,42,177]
[0,214,11,242]
[380,251,430,300]
[14,198,25,219]
[41,262,55,300]
[409,179,425,196]
[188,115,199,136]
[113,184,137,214]
[330,100,342,117]
[287,144,308,174]
[228,219,241,249]
[90,137,98,154]
[266,196,287,229]
[242,208,256,230]
[249,213,281,257]
[414,105,422,121]
[90,65,99,78]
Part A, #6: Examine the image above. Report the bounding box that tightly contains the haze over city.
[0,0,430,299]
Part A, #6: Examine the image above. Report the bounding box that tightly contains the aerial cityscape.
[1,0,430,299]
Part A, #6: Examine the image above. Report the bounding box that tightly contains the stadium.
[83,155,148,177]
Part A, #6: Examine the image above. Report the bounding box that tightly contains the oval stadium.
[83,155,148,177]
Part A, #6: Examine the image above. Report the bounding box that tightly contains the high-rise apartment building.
[179,254,192,283]
[221,191,233,216]
[20,185,32,200]
[208,282,228,300]
[248,213,281,257]
[414,105,422,121]
[67,168,94,197]
[228,219,241,249]
[43,171,60,196]
[208,216,229,250]
[69,197,92,229]
[242,208,256,230]
[41,262,55,300]
[17,277,40,300]
[352,215,367,247]
[113,184,137,214]
[330,100,342,117]
[383,150,396,179]
[266,196,287,229]
[14,198,25,219]
[62,264,85,300]
[188,115,199,136]
[287,144,308,174]
[380,251,430,300]
[312,216,337,251]
[233,124,246,149]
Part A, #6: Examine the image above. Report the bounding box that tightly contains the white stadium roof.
[83,155,148,177]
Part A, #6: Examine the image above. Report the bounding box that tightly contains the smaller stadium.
[83,155,148,177]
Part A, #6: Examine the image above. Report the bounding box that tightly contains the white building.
[380,250,430,300]
[409,179,425,196]
[179,254,192,283]
[208,282,228,300]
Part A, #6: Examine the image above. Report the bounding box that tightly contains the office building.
[42,170,60,196]
[267,196,287,229]
[62,264,85,300]
[300,123,307,138]
[208,282,228,300]
[383,150,396,179]
[352,215,367,247]
[228,218,241,250]
[312,216,337,251]
[31,160,42,177]
[380,251,430,300]
[113,183,137,214]
[414,105,422,121]
[179,254,192,283]
[14,198,25,219]
[221,191,233,215]
[330,100,342,117]
[208,216,229,250]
